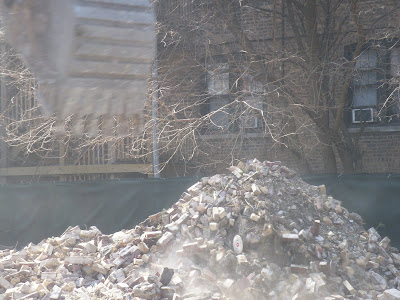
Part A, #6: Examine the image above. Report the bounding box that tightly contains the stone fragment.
[223,278,235,289]
[0,277,12,289]
[92,263,108,275]
[251,184,262,196]
[138,241,150,254]
[369,227,381,243]
[318,185,326,195]
[110,269,126,283]
[209,222,219,231]
[379,289,400,300]
[112,231,131,243]
[380,237,391,249]
[323,216,332,226]
[160,267,174,286]
[188,182,202,195]
[49,285,62,299]
[170,274,184,287]
[250,213,260,222]
[132,282,158,299]
[282,233,299,242]
[237,254,248,265]
[157,232,174,248]
[229,166,243,178]
[343,280,356,295]
[208,175,222,187]
[65,256,94,265]
[349,212,364,224]
[370,271,387,286]
[43,243,54,255]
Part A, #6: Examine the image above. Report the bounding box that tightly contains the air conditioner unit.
[352,108,376,124]
[239,116,261,128]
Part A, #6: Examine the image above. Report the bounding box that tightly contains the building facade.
[1,0,400,181]
[154,0,400,175]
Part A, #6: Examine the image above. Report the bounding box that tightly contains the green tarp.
[0,177,197,249]
[0,174,399,249]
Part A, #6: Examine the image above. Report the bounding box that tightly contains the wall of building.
[156,0,400,176]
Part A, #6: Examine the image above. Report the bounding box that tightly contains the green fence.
[0,174,399,249]
[0,177,197,249]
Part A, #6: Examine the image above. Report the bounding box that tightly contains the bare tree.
[152,0,400,174]
[1,0,400,178]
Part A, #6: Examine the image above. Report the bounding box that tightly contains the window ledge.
[201,132,265,140]
[348,125,400,133]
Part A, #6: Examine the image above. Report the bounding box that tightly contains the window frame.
[202,60,266,134]
[345,39,400,127]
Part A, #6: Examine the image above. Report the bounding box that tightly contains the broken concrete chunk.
[237,254,248,265]
[209,222,219,231]
[92,263,108,275]
[251,184,262,196]
[250,213,260,222]
[49,285,62,300]
[0,277,13,290]
[156,232,174,248]
[229,166,243,178]
[379,289,400,300]
[65,256,94,265]
[138,242,150,254]
[343,280,356,295]
[380,237,391,249]
[81,241,97,253]
[132,282,158,299]
[222,278,235,289]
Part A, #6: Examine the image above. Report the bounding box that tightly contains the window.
[353,50,379,108]
[347,41,400,125]
[390,48,400,118]
[390,47,400,77]
[239,75,264,129]
[206,63,231,130]
[209,97,230,130]
[207,63,229,95]
[205,61,265,132]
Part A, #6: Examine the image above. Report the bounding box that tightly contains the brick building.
[1,0,400,181]
[153,0,400,175]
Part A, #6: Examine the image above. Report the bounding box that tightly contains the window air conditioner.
[352,108,376,123]
[239,116,261,128]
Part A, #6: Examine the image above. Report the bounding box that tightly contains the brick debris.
[0,159,400,299]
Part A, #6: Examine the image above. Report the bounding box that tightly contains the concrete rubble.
[1,159,400,299]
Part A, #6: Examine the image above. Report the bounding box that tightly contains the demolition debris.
[1,159,400,299]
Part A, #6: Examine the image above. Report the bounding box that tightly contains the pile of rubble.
[1,159,400,299]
